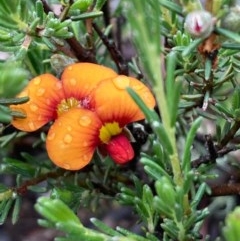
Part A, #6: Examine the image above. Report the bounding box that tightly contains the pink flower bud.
[184,10,214,38]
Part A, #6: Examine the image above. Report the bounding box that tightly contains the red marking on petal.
[61,63,118,108]
[105,133,134,164]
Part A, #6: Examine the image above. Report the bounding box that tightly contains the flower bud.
[105,133,134,164]
[221,6,240,32]
[184,10,214,38]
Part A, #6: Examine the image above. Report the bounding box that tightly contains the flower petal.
[11,74,65,132]
[61,63,118,102]
[104,133,134,164]
[92,75,155,125]
[46,108,102,170]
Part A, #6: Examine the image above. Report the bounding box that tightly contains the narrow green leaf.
[204,58,212,81]
[91,218,120,236]
[35,197,81,225]
[71,11,103,21]
[141,157,172,182]
[170,80,182,126]
[182,38,204,57]
[182,117,202,172]
[0,105,12,123]
[3,158,36,177]
[12,196,22,224]
[116,226,148,241]
[232,88,240,111]
[0,96,29,105]
[0,198,14,224]
[215,103,233,118]
[191,183,207,210]
[158,0,183,15]
[215,27,240,43]
[95,0,107,11]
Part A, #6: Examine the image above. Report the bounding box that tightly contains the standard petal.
[11,74,65,132]
[92,75,155,126]
[61,63,118,104]
[46,108,102,170]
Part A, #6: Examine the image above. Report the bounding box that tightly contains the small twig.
[210,183,240,196]
[205,134,218,160]
[14,169,66,195]
[219,121,240,148]
[92,22,128,75]
[66,37,96,62]
[191,142,238,168]
[41,0,96,63]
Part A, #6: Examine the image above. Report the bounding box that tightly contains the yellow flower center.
[99,122,122,144]
[57,97,80,116]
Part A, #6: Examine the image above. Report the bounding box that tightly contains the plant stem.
[153,76,184,188]
[219,121,240,148]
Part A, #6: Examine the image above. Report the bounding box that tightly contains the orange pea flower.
[11,63,155,170]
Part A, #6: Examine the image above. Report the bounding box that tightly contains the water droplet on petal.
[28,121,36,131]
[63,134,72,144]
[83,154,89,161]
[55,82,62,90]
[36,88,46,96]
[112,76,130,90]
[83,141,89,147]
[67,125,72,131]
[142,91,152,104]
[70,78,77,86]
[48,132,56,141]
[63,163,71,170]
[67,66,73,71]
[79,115,92,127]
[33,77,41,85]
[20,90,28,97]
[46,99,51,106]
[37,115,44,121]
[30,103,38,112]
[132,83,144,91]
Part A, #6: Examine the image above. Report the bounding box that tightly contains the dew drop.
[83,141,88,147]
[30,103,38,112]
[82,154,89,161]
[67,66,73,71]
[37,115,44,121]
[47,132,56,141]
[79,115,92,127]
[46,99,51,106]
[63,134,73,144]
[132,82,144,91]
[112,76,130,90]
[20,90,28,97]
[55,82,62,90]
[28,121,36,131]
[33,77,41,85]
[36,88,46,96]
[142,91,152,104]
[67,125,72,131]
[63,163,71,170]
[70,78,77,86]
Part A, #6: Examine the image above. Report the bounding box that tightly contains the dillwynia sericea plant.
[2,0,240,240]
